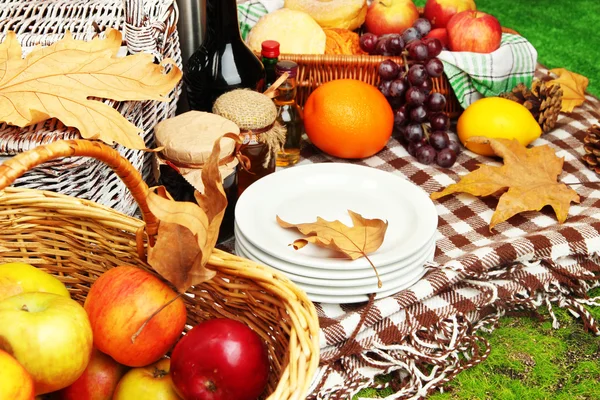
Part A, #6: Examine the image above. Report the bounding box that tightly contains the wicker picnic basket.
[0,0,182,217]
[279,26,519,118]
[0,139,320,400]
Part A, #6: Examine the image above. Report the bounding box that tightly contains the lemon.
[457,97,542,156]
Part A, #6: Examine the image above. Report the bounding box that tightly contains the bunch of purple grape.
[359,18,460,168]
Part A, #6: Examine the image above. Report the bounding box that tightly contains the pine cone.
[500,80,563,134]
[582,125,600,175]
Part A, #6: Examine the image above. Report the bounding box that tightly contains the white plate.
[237,242,429,304]
[236,221,435,273]
[236,240,431,293]
[236,225,435,283]
[235,163,438,269]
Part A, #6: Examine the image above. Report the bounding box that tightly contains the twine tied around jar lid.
[212,84,288,168]
[153,111,245,192]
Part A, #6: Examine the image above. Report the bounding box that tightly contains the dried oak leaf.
[0,29,181,149]
[277,210,388,287]
[146,135,238,292]
[546,68,589,113]
[430,137,580,230]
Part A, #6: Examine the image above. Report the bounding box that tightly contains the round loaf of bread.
[247,8,326,55]
[284,0,367,31]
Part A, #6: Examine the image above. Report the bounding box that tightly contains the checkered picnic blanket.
[295,67,600,399]
[224,67,598,399]
[230,4,600,396]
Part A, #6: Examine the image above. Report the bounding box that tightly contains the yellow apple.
[0,262,70,301]
[113,358,181,400]
[0,292,93,395]
[0,348,35,400]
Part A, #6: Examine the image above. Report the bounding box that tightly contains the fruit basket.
[279,29,518,118]
[0,140,320,400]
[280,51,462,114]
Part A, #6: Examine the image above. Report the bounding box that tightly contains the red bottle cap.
[261,40,280,58]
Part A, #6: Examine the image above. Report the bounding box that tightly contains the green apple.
[113,358,181,400]
[0,292,93,395]
[0,262,70,301]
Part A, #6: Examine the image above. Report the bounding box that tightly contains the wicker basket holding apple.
[243,0,520,116]
[0,140,320,400]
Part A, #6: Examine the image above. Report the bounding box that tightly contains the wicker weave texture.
[279,28,519,117]
[280,53,462,117]
[0,139,320,400]
[0,0,183,216]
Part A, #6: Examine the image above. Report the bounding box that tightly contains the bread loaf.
[284,0,367,31]
[246,8,326,55]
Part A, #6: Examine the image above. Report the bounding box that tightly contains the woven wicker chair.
[0,0,182,216]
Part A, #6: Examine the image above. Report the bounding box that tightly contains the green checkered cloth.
[438,34,538,109]
[238,1,270,41]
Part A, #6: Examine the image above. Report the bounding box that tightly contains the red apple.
[423,0,476,29]
[0,349,34,400]
[424,28,449,49]
[365,0,420,36]
[447,10,502,53]
[84,266,187,367]
[0,293,93,395]
[170,318,270,400]
[112,358,181,400]
[57,348,128,400]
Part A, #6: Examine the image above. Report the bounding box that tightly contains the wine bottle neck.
[204,0,242,41]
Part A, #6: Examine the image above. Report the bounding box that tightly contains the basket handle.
[123,0,158,55]
[123,0,179,56]
[0,140,158,237]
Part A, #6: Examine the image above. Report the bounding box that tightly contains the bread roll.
[246,9,326,55]
[284,0,367,31]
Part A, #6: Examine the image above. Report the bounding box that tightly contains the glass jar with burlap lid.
[152,110,241,242]
[212,89,286,196]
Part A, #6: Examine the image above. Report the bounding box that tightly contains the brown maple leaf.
[276,210,388,287]
[546,68,589,113]
[146,135,238,292]
[430,137,580,230]
[0,29,181,149]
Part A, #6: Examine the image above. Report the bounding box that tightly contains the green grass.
[357,3,600,397]
[355,289,600,399]
[414,0,600,97]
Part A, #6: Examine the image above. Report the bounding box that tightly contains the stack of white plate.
[234,163,438,304]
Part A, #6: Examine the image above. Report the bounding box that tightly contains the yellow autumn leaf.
[277,210,388,287]
[146,134,237,293]
[546,68,589,112]
[0,29,182,149]
[430,137,580,230]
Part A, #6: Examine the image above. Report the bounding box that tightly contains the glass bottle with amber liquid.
[184,0,266,112]
[274,61,303,167]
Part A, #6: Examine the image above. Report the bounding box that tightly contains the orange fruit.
[303,79,394,159]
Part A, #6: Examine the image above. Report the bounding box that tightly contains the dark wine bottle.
[184,0,266,112]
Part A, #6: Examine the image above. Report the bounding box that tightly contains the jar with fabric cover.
[212,89,286,196]
[152,111,240,242]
